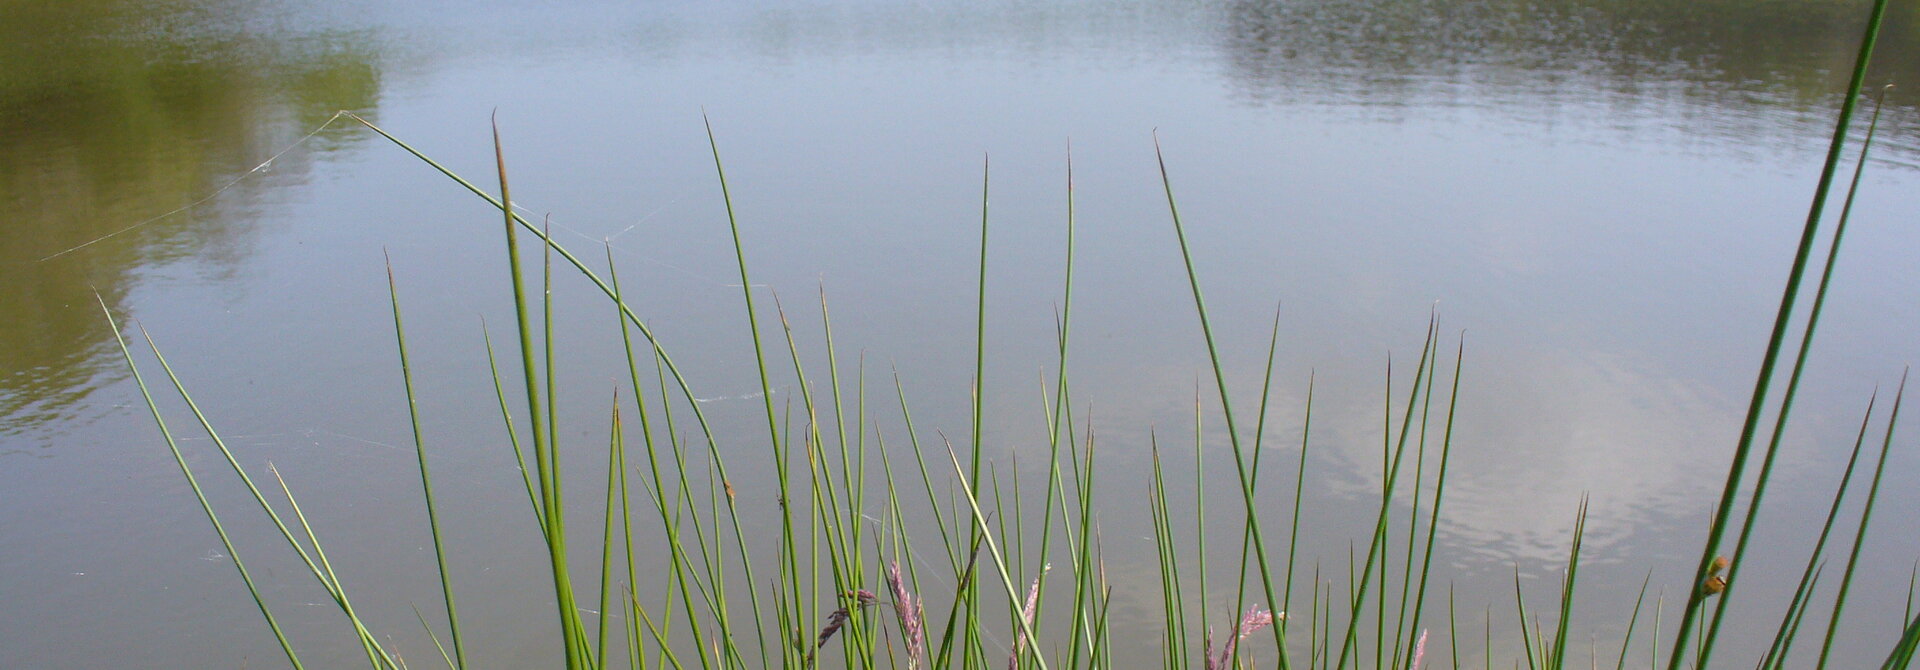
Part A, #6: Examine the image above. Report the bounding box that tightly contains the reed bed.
[99,0,1915,666]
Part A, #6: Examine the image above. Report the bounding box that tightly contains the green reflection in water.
[0,0,382,440]
[1219,0,1920,156]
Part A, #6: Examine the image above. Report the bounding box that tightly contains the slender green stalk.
[1282,371,1315,623]
[1759,391,1879,669]
[957,155,993,670]
[1515,568,1537,670]
[967,155,991,489]
[1613,572,1652,670]
[940,437,1051,670]
[1033,145,1079,670]
[1549,497,1589,670]
[1333,318,1439,669]
[700,114,802,667]
[616,412,643,670]
[597,401,626,668]
[1448,585,1460,670]
[266,464,384,669]
[1192,386,1210,668]
[133,319,401,665]
[1664,0,1891,662]
[1150,437,1186,669]
[98,299,304,669]
[1229,303,1285,670]
[411,602,458,670]
[1774,563,1828,669]
[1400,338,1464,670]
[1815,371,1907,669]
[607,246,731,670]
[385,256,468,669]
[489,117,584,669]
[1155,135,1291,668]
[1310,569,1323,670]
[1066,409,1102,669]
[483,325,547,534]
[1393,338,1442,668]
[1884,609,1920,670]
[349,111,768,664]
[1702,83,1895,662]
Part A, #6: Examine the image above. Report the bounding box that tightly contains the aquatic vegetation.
[96,0,1916,667]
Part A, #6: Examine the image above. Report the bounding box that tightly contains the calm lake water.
[5,0,1920,667]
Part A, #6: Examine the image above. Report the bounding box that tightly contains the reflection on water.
[1219,0,1920,162]
[0,0,381,440]
[3,0,1918,667]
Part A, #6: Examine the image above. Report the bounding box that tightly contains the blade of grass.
[607,245,730,670]
[1032,144,1079,670]
[1229,304,1284,670]
[1193,385,1210,670]
[1448,585,1459,670]
[940,436,1051,670]
[1401,337,1464,670]
[482,324,547,534]
[1155,133,1293,669]
[1884,610,1920,670]
[701,114,803,667]
[489,116,584,669]
[1283,371,1315,627]
[386,253,468,670]
[1701,83,1896,663]
[411,602,459,670]
[131,319,400,666]
[1814,370,1907,669]
[1549,497,1589,670]
[1612,572,1652,670]
[98,299,304,670]
[597,399,626,668]
[1333,317,1439,670]
[1758,390,1879,670]
[1664,0,1892,662]
[1515,568,1537,670]
[1772,562,1828,670]
[356,112,774,665]
[265,463,385,669]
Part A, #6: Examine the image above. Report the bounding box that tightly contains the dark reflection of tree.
[1216,0,1920,159]
[0,0,383,442]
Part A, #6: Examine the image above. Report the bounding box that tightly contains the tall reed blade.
[1614,572,1652,670]
[940,437,1052,670]
[386,254,468,669]
[1334,317,1439,670]
[97,298,305,669]
[1700,82,1898,663]
[1155,134,1291,668]
[1665,0,1892,663]
[1549,497,1589,670]
[701,113,801,666]
[1758,389,1879,669]
[490,115,584,669]
[1814,369,1907,669]
[1401,337,1464,670]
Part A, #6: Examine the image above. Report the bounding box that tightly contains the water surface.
[5,1,1919,666]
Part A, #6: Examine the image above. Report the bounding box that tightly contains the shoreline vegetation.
[95,0,1917,667]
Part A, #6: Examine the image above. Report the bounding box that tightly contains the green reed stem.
[98,300,304,669]
[1402,337,1463,669]
[1702,82,1895,664]
[1815,371,1907,669]
[1664,0,1891,663]
[1759,390,1879,670]
[385,256,468,669]
[1155,134,1291,668]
